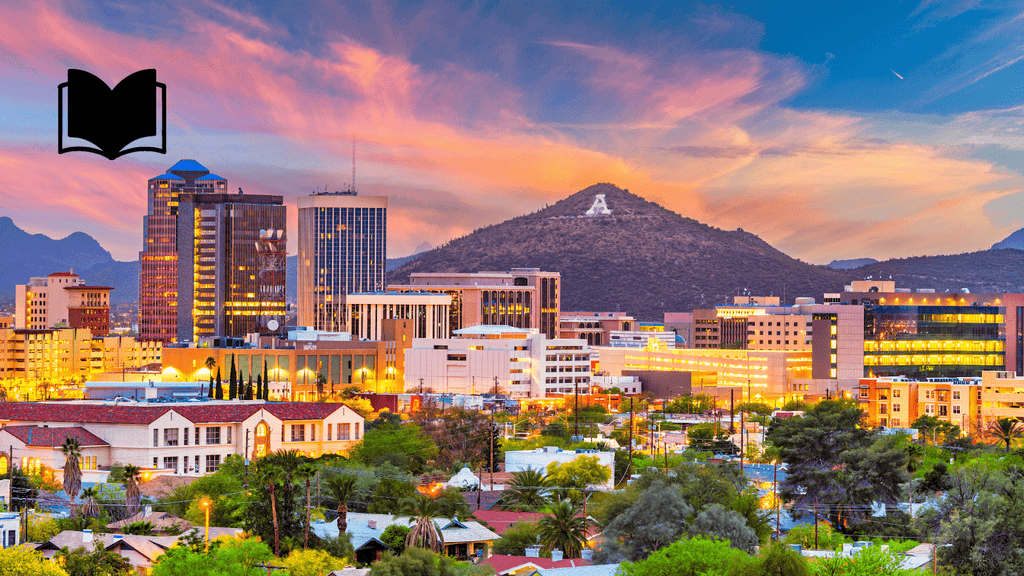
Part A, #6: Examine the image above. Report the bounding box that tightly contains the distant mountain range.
[4,200,1024,319]
[826,258,878,270]
[993,228,1024,251]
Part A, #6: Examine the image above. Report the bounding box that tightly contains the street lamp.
[199,498,211,546]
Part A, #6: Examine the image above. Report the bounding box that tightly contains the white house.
[0,399,364,477]
[0,512,18,548]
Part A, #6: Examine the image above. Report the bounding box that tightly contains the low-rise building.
[347,292,452,340]
[311,512,499,563]
[404,326,591,398]
[0,399,364,476]
[559,312,634,347]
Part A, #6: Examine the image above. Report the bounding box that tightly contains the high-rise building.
[297,191,388,331]
[139,160,229,342]
[15,271,113,335]
[175,191,286,342]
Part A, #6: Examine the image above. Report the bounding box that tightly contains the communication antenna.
[352,136,356,192]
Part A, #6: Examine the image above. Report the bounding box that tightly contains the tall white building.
[403,326,592,398]
[297,191,388,332]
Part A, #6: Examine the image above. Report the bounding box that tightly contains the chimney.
[580,549,593,561]
[144,505,152,517]
[525,545,541,558]
[83,529,93,543]
[551,549,563,562]
[368,520,377,529]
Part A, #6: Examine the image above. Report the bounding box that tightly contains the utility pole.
[627,399,634,482]
[477,466,483,510]
[244,430,250,487]
[489,410,495,491]
[814,497,819,548]
[730,388,735,434]
[774,459,780,540]
[740,407,745,473]
[574,380,579,438]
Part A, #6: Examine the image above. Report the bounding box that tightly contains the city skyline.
[2,0,1023,264]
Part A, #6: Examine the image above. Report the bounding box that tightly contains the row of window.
[154,426,231,447]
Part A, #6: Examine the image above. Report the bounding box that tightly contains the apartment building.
[346,292,452,341]
[15,271,112,335]
[558,312,634,346]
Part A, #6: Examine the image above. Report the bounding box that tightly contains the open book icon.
[58,69,166,160]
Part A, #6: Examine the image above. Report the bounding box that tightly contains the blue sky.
[0,0,1022,263]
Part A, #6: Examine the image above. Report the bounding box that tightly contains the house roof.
[35,531,178,562]
[0,402,360,426]
[47,272,78,277]
[1,425,109,448]
[484,555,592,574]
[470,511,549,535]
[311,512,500,551]
[538,565,620,576]
[107,511,192,532]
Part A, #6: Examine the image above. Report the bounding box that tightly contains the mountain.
[0,217,138,303]
[389,184,852,320]
[844,250,1024,294]
[993,228,1024,251]
[826,258,878,270]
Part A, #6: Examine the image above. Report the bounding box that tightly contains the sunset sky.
[1,0,1022,263]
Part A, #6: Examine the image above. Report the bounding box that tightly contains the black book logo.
[58,69,167,160]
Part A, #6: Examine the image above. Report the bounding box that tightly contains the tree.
[255,374,263,400]
[205,357,216,397]
[399,494,443,553]
[988,418,1024,452]
[545,455,611,512]
[262,462,284,555]
[492,521,541,556]
[56,546,133,576]
[0,545,69,576]
[755,543,811,576]
[245,376,253,401]
[297,462,317,548]
[921,462,953,493]
[381,524,411,555]
[691,504,758,553]
[325,475,357,533]
[215,367,223,400]
[433,487,471,519]
[616,536,756,576]
[78,487,99,519]
[368,547,457,576]
[123,464,142,516]
[229,355,238,400]
[151,537,274,576]
[262,376,269,402]
[598,480,692,562]
[282,548,351,576]
[368,465,417,514]
[500,469,549,511]
[355,421,437,474]
[60,437,82,516]
[537,499,589,559]
[912,415,961,445]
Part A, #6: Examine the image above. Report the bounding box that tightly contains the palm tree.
[325,475,357,534]
[79,487,99,518]
[259,463,285,555]
[297,462,317,549]
[988,418,1024,452]
[399,493,443,553]
[204,357,216,396]
[501,469,549,511]
[538,499,589,559]
[123,464,142,517]
[61,438,82,516]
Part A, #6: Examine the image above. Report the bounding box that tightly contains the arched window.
[254,420,271,459]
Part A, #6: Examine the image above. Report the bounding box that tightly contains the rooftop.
[148,173,185,181]
[454,325,532,336]
[195,173,226,181]
[1,425,109,447]
[0,401,362,426]
[168,159,209,173]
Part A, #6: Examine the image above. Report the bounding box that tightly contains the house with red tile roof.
[483,553,593,575]
[0,400,363,478]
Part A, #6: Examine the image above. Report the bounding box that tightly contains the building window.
[893,403,901,412]
[153,458,158,468]
[893,389,901,398]
[355,422,361,440]
[205,454,221,473]
[939,405,948,417]
[7,529,15,547]
[952,390,961,400]
[195,428,200,445]
[226,427,232,444]
[925,404,934,414]
[925,390,935,400]
[953,405,961,415]
[164,429,179,447]
[339,423,351,440]
[195,455,200,473]
[310,424,316,442]
[153,429,158,447]
[163,456,178,473]
[291,424,306,442]
[184,428,189,446]
[206,427,221,445]
[328,423,333,441]
[879,405,888,415]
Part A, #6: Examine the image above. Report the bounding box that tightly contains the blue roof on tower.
[195,173,226,181]
[148,173,185,180]
[168,159,209,173]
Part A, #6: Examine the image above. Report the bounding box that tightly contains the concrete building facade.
[558,312,634,346]
[15,272,112,335]
[346,292,452,341]
[403,326,591,398]
[391,269,561,339]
